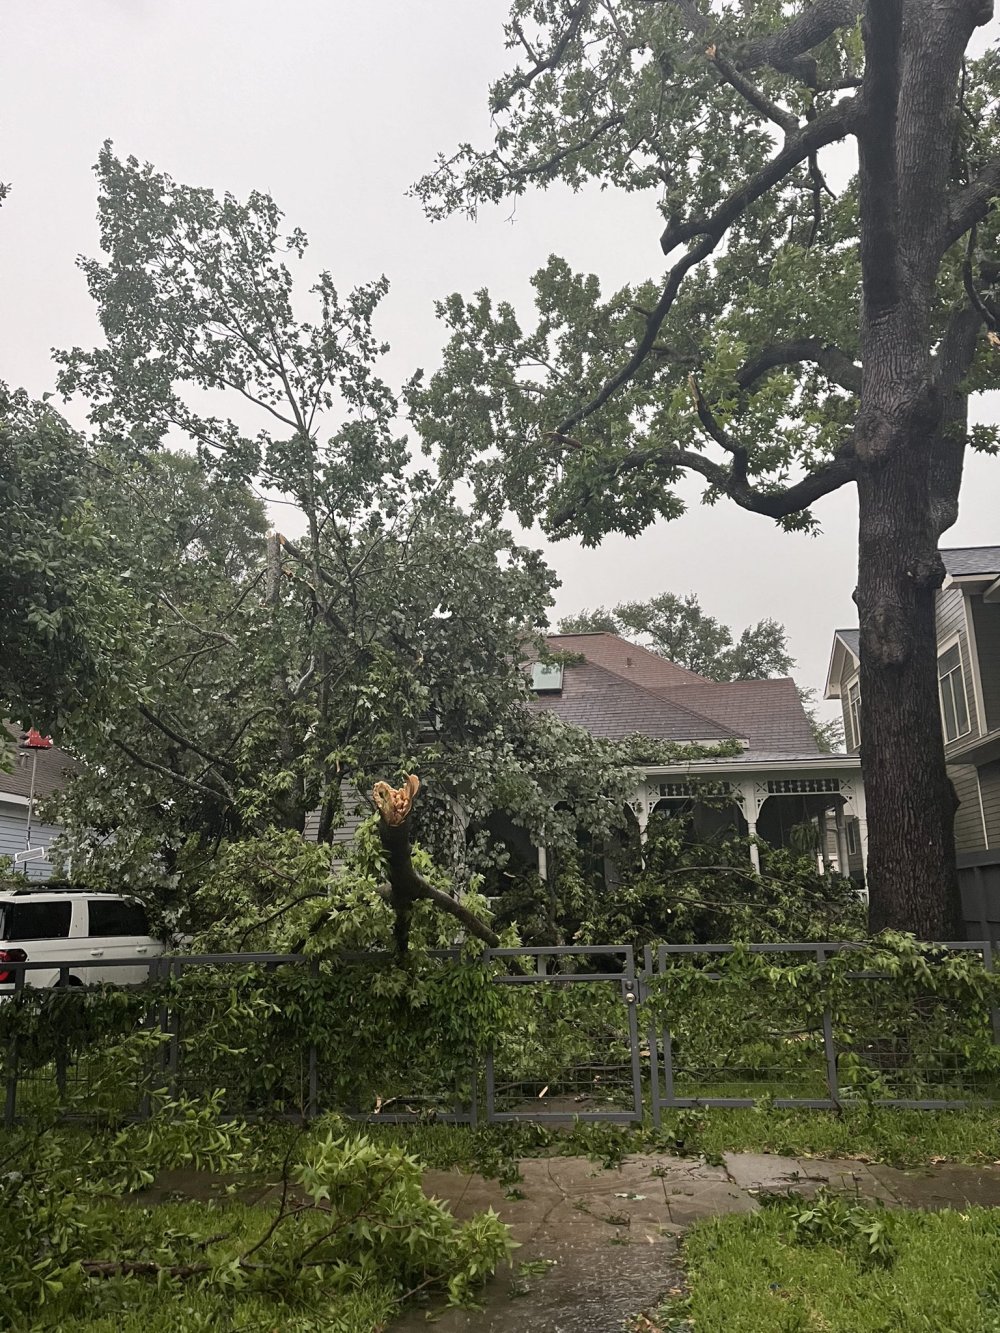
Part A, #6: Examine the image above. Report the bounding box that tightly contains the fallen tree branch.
[373,775,500,952]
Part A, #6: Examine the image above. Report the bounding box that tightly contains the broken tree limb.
[372,775,500,953]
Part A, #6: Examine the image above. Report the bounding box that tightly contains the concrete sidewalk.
[392,1152,1000,1332]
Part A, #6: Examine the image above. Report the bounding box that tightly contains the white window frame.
[844,675,861,751]
[937,634,972,744]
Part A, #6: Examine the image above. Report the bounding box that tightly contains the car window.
[87,899,150,937]
[0,900,72,941]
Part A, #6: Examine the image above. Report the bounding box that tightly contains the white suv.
[0,888,164,990]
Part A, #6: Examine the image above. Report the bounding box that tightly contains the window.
[938,643,971,742]
[0,900,72,941]
[846,820,860,857]
[87,899,149,938]
[847,680,861,750]
[530,662,563,692]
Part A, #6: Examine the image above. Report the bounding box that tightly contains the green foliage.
[0,384,128,728]
[647,934,1000,1104]
[494,816,864,949]
[0,1104,510,1330]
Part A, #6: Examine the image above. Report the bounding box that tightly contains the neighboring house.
[825,546,1000,916]
[528,633,866,884]
[0,724,75,881]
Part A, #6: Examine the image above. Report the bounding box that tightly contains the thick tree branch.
[135,704,237,784]
[660,96,856,255]
[550,433,857,531]
[944,159,1000,253]
[736,0,863,84]
[373,776,499,952]
[736,338,862,394]
[110,735,230,804]
[552,100,856,439]
[857,1,903,320]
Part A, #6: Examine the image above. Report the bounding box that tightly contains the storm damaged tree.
[411,0,1000,938]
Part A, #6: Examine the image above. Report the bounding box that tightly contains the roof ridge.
[578,660,742,738]
[545,631,711,684]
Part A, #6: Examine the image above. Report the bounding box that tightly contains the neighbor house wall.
[979,760,1000,849]
[950,764,986,855]
[971,598,1000,735]
[0,800,62,880]
[937,587,980,753]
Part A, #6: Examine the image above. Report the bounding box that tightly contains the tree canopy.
[409,0,1000,938]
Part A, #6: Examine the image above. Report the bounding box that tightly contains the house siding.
[950,764,986,855]
[0,801,63,880]
[980,760,1000,849]
[971,597,1000,734]
[303,781,367,854]
[937,587,980,753]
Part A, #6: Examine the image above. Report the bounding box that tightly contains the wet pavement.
[391,1152,1000,1332]
[138,1152,1000,1332]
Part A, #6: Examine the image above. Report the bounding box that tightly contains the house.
[825,546,1000,919]
[0,724,75,880]
[528,633,867,883]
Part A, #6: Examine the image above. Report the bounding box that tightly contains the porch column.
[632,785,650,845]
[834,804,850,878]
[739,779,762,872]
[537,845,548,882]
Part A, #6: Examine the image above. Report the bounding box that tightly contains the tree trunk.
[855,452,962,940]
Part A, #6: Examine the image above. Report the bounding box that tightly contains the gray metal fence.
[645,940,1000,1118]
[3,940,999,1128]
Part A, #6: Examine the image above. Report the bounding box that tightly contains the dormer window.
[938,642,971,742]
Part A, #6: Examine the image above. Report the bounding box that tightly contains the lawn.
[649,1197,1000,1332]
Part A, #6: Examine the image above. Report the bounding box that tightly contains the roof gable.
[824,629,860,699]
[545,632,710,689]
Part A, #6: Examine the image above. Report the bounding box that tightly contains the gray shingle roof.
[527,660,740,742]
[835,628,860,658]
[654,678,820,755]
[941,547,1000,577]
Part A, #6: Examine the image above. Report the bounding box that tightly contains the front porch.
[631,756,867,889]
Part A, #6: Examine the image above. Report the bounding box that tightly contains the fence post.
[643,945,660,1129]
[3,966,25,1129]
[167,960,181,1101]
[818,947,840,1107]
[981,941,1000,1048]
[307,958,319,1121]
[55,966,69,1103]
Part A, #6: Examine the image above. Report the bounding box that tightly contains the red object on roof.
[21,728,53,750]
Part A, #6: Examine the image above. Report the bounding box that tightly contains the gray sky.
[3,1,998,714]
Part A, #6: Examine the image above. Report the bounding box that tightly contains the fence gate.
[484,946,644,1123]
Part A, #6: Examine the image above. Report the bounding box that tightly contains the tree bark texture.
[853,0,982,938]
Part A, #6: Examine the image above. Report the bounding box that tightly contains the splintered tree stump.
[372,774,499,953]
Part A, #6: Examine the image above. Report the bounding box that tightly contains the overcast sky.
[3,1,998,714]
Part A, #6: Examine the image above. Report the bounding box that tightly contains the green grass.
[651,1199,1000,1332]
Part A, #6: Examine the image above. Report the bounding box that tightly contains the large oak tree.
[411,0,1000,938]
